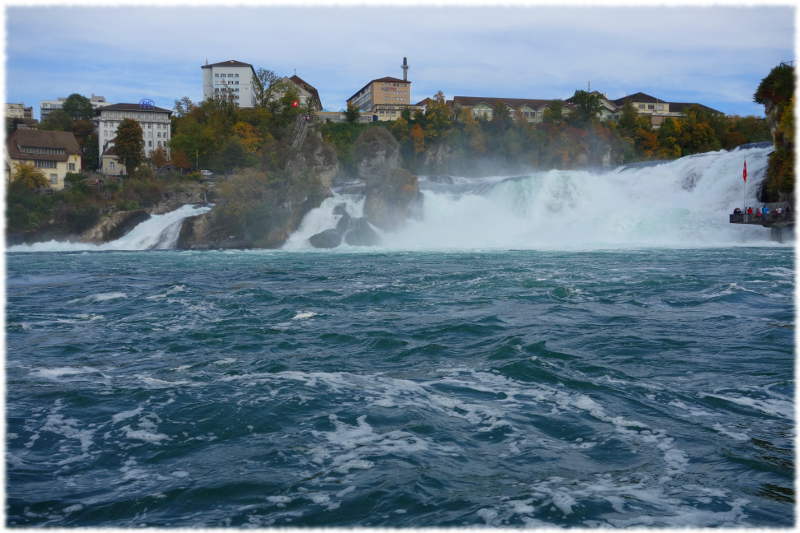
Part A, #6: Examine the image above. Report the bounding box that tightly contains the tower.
[402,57,408,81]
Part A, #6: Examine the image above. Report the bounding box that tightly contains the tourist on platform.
[747,207,753,215]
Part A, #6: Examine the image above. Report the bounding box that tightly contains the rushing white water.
[283,193,372,250]
[291,146,780,250]
[8,204,211,253]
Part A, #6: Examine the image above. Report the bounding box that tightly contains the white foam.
[9,204,211,252]
[288,147,778,250]
[112,407,144,424]
[32,367,97,379]
[292,311,317,320]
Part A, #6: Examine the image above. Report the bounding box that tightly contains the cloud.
[6,6,793,117]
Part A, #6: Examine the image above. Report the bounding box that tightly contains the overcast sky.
[5,5,795,118]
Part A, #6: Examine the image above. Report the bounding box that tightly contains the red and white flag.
[743,160,747,183]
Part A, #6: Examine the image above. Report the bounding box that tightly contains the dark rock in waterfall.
[309,228,342,248]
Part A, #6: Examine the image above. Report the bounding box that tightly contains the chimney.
[402,57,408,82]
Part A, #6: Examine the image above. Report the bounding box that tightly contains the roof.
[288,75,322,110]
[347,76,411,103]
[612,92,663,105]
[98,103,172,115]
[668,102,723,115]
[6,129,80,162]
[201,60,253,69]
[452,96,555,109]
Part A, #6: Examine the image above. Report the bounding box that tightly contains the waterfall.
[8,204,211,252]
[288,146,779,250]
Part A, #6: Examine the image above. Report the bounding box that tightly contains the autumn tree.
[151,146,169,168]
[410,123,425,154]
[11,163,48,189]
[113,118,145,175]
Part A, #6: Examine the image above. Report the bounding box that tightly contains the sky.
[4,4,796,119]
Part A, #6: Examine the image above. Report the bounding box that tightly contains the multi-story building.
[40,94,110,121]
[5,129,81,190]
[612,92,721,128]
[97,103,171,175]
[347,76,413,121]
[201,59,259,107]
[6,103,33,120]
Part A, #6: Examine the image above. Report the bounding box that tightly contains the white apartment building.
[201,60,259,108]
[40,94,110,121]
[97,103,172,174]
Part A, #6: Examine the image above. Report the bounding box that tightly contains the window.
[235,73,239,77]
[110,161,115,169]
[148,141,152,147]
[647,104,654,110]
[638,104,645,110]
[69,162,75,171]
[215,73,219,77]
[34,160,57,169]
[50,174,58,184]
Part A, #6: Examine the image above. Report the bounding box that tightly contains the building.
[5,129,81,190]
[346,58,418,121]
[612,92,721,128]
[451,96,560,123]
[201,59,259,107]
[97,103,172,175]
[6,103,33,120]
[283,75,322,111]
[40,94,110,121]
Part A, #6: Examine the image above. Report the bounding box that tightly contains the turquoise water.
[6,248,794,527]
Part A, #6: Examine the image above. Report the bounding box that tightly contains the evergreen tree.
[62,93,94,121]
[113,119,145,175]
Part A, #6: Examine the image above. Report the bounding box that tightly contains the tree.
[62,93,94,121]
[113,118,145,175]
[11,163,48,189]
[254,68,288,109]
[543,100,564,124]
[173,96,195,118]
[39,109,73,131]
[754,62,795,107]
[171,149,191,170]
[151,146,169,168]
[345,103,360,124]
[410,123,425,154]
[617,101,638,135]
[568,90,602,126]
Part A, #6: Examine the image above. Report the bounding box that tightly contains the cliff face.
[354,127,422,231]
[754,63,795,203]
[178,120,338,250]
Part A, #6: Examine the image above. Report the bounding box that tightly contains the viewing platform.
[730,204,794,242]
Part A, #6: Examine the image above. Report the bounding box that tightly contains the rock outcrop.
[352,127,422,231]
[177,121,339,250]
[307,205,382,249]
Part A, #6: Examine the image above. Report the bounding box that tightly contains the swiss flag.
[743,160,747,183]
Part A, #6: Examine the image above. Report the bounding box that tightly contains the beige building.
[6,103,33,120]
[347,76,413,121]
[612,92,721,128]
[5,129,81,190]
[451,96,561,123]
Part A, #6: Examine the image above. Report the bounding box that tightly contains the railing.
[730,212,794,226]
